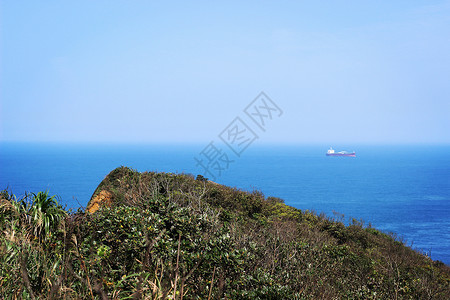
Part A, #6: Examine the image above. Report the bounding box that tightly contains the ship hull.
[326,153,356,157]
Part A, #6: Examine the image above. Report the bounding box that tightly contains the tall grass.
[1,167,449,299]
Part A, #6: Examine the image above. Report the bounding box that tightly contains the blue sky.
[1,0,449,144]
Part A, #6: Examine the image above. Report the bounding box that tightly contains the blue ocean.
[1,143,449,264]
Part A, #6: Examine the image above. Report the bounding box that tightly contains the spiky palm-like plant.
[27,191,66,242]
[1,190,66,242]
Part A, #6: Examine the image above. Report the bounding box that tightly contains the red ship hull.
[326,153,356,157]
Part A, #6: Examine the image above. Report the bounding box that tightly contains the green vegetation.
[1,166,449,299]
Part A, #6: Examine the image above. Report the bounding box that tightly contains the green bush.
[1,167,450,299]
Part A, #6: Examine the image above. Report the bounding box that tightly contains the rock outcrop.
[86,190,113,213]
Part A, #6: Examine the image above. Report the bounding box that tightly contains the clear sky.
[1,1,449,144]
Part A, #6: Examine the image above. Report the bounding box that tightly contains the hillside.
[1,166,449,299]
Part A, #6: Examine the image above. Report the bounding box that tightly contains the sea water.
[1,143,449,264]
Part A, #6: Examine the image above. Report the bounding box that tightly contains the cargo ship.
[326,147,356,157]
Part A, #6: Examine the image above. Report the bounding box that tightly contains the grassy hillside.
[1,166,449,299]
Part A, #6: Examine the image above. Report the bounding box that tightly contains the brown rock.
[86,190,113,213]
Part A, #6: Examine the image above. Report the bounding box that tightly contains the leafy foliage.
[1,167,450,299]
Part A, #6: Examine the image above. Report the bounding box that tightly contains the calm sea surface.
[1,143,449,264]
